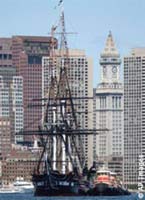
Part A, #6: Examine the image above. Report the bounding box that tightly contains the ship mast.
[37,4,86,174]
[16,3,108,176]
[53,9,85,173]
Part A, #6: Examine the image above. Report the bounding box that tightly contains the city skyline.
[0,0,144,191]
[1,0,145,86]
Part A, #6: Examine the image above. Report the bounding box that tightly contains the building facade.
[0,67,23,143]
[12,36,57,142]
[1,147,39,185]
[0,117,11,160]
[42,49,93,167]
[0,38,24,144]
[94,32,123,172]
[124,48,145,186]
[11,76,24,142]
[0,38,12,68]
[0,36,56,183]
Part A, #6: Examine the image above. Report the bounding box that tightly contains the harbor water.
[0,192,143,200]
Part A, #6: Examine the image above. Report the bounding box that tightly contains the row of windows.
[99,96,122,109]
[0,54,12,60]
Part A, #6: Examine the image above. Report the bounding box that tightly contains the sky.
[1,0,145,86]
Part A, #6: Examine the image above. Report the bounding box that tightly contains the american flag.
[58,0,63,6]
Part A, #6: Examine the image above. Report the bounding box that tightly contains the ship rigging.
[14,1,131,196]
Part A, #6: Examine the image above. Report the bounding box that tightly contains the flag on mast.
[54,0,63,9]
[58,0,63,6]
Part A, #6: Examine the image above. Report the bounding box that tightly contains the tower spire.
[100,31,121,83]
[101,31,119,56]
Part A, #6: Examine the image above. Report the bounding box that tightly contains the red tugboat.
[88,168,131,196]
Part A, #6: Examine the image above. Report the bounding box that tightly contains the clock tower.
[93,32,123,176]
[100,31,121,84]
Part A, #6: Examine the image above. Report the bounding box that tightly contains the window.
[4,54,7,60]
[28,56,42,64]
[112,96,114,108]
[119,97,121,108]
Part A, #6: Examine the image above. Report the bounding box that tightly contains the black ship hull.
[34,186,84,196]
[32,172,89,196]
[88,182,131,196]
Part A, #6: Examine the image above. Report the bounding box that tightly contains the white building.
[94,32,123,167]
[42,49,93,167]
[0,76,9,117]
[0,74,23,143]
[11,76,24,142]
[124,48,145,186]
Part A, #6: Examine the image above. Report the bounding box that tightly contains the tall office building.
[0,38,13,121]
[94,32,123,171]
[124,48,145,186]
[12,36,57,142]
[11,76,23,142]
[0,75,10,117]
[0,38,24,143]
[42,49,93,167]
[0,69,23,143]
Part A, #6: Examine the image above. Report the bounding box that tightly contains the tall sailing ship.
[31,8,95,196]
[20,2,131,196]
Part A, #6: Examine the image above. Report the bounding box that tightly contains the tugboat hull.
[88,183,131,196]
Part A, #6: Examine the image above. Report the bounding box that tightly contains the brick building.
[0,117,11,160]
[1,147,39,185]
[12,36,57,142]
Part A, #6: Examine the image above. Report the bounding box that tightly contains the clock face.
[112,66,117,73]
